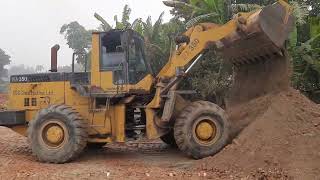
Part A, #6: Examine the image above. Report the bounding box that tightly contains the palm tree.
[94,13,112,31]
[94,5,143,33]
[142,12,165,51]
[291,32,320,101]
[163,0,260,27]
[141,12,171,73]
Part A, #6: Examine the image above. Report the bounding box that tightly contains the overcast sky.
[0,0,172,69]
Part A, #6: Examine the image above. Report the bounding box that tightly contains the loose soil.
[228,51,291,105]
[198,88,320,179]
[0,128,200,179]
[197,54,319,179]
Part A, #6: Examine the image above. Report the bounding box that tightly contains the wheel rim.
[193,117,221,146]
[40,120,68,149]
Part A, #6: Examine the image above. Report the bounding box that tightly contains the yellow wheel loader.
[0,0,294,163]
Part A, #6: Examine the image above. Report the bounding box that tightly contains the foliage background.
[0,49,10,93]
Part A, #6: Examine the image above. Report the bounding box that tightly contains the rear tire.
[160,130,177,147]
[174,101,230,159]
[28,105,88,163]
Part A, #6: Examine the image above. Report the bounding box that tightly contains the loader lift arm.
[158,0,293,79]
[145,0,294,138]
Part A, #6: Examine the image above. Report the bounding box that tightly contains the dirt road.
[0,127,204,180]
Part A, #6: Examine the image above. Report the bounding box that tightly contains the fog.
[0,0,171,69]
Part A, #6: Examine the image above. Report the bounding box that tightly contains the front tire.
[28,105,88,163]
[174,101,230,159]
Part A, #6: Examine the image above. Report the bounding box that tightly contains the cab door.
[99,31,128,93]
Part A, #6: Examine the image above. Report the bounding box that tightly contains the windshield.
[100,32,125,71]
[128,36,149,84]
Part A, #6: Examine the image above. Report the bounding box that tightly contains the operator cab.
[90,30,154,95]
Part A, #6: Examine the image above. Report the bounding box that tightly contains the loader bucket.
[221,1,295,106]
[221,1,294,66]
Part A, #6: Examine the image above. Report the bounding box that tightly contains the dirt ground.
[0,128,201,179]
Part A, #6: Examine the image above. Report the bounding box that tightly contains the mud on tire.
[174,101,230,159]
[28,105,88,163]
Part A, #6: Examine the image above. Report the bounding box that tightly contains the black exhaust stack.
[50,44,60,72]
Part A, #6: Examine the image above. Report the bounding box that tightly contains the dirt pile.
[228,51,290,106]
[198,88,320,179]
[197,53,319,179]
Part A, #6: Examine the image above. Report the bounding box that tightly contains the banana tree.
[163,0,260,26]
[291,32,320,101]
[94,5,143,34]
[142,12,173,73]
[163,0,225,23]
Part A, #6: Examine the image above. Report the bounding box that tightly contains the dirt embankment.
[197,53,320,179]
[198,89,320,179]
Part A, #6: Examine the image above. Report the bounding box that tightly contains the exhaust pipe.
[50,44,60,72]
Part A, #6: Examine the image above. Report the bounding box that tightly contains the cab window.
[128,37,148,84]
[100,32,125,71]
